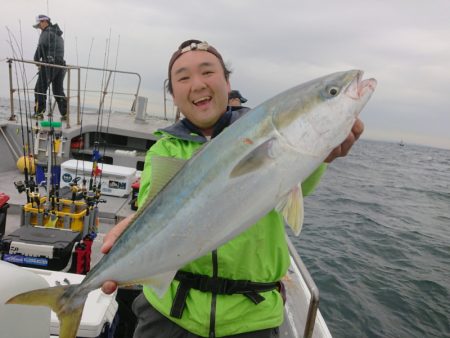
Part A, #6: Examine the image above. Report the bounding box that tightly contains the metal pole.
[286,237,320,338]
[45,130,52,210]
[131,73,141,114]
[66,68,71,128]
[6,58,142,120]
[7,59,16,121]
[77,68,81,125]
[98,71,112,114]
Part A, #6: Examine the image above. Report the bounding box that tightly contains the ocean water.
[289,139,450,338]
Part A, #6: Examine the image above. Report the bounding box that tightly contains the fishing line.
[6,25,34,155]
[6,28,32,153]
[97,33,112,131]
[17,19,33,121]
[16,21,34,161]
[73,37,94,187]
[101,34,121,186]
[44,16,58,205]
[6,27,34,202]
[90,34,111,191]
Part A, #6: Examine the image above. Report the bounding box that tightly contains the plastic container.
[0,193,9,238]
[36,269,118,337]
[0,261,51,338]
[1,226,81,271]
[22,196,87,231]
[60,159,137,197]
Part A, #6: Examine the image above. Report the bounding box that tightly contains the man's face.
[228,97,241,107]
[37,20,48,30]
[170,51,230,133]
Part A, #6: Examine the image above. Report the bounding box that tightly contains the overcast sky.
[1,0,449,149]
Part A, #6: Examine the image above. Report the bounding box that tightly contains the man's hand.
[325,118,364,163]
[100,214,134,294]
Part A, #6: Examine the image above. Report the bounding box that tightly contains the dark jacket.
[34,24,64,64]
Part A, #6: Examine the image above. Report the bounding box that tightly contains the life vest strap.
[170,271,280,319]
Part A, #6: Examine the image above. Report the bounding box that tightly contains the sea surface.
[289,139,450,338]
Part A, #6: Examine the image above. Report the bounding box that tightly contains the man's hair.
[167,39,231,94]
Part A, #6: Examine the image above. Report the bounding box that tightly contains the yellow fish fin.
[132,156,186,221]
[276,184,304,236]
[7,285,86,338]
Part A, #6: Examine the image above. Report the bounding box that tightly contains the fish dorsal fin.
[230,138,276,178]
[133,156,187,220]
[276,184,304,236]
[147,155,187,202]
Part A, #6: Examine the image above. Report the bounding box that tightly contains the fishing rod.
[17,24,36,164]
[45,13,60,211]
[80,33,116,233]
[89,35,112,194]
[99,34,121,191]
[73,38,94,187]
[69,37,95,206]
[6,26,37,203]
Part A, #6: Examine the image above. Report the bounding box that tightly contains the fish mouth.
[345,71,377,100]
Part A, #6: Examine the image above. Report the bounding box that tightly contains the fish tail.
[6,285,87,338]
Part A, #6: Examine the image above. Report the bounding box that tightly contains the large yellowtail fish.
[7,70,376,338]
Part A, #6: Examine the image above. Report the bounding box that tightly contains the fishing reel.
[69,177,81,191]
[69,177,85,201]
[14,177,37,194]
[14,181,26,194]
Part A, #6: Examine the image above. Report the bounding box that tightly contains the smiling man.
[168,43,230,135]
[101,39,364,338]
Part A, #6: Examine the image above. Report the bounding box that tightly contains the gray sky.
[2,0,450,149]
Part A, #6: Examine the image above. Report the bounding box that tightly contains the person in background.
[228,90,247,107]
[101,39,365,338]
[32,14,67,120]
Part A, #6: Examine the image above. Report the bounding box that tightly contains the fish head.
[272,69,377,158]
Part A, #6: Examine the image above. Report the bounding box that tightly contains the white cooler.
[60,159,136,197]
[0,262,118,338]
[32,268,118,338]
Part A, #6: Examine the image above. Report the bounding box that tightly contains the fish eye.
[328,86,339,96]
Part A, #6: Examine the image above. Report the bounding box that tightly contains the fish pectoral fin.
[143,270,178,298]
[7,285,86,338]
[276,184,304,236]
[230,138,277,178]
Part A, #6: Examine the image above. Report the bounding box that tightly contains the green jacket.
[137,109,326,337]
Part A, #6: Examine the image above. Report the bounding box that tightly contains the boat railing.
[6,58,141,128]
[286,236,320,338]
